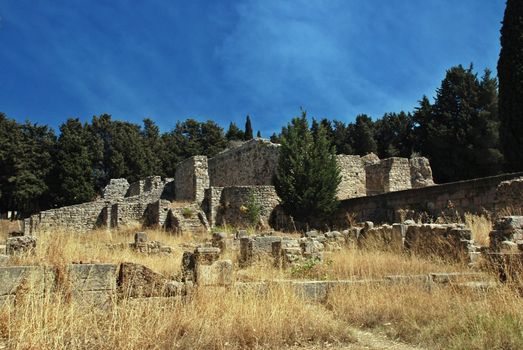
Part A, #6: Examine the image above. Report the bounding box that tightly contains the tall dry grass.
[465,213,492,246]
[7,226,204,277]
[328,283,523,349]
[0,282,354,349]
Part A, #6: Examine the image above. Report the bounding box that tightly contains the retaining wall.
[336,172,523,224]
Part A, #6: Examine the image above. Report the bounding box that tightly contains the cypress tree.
[274,111,341,223]
[244,115,253,140]
[498,0,523,171]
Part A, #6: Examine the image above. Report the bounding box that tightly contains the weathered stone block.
[68,264,117,291]
[6,236,37,255]
[196,259,233,286]
[0,266,54,296]
[118,262,170,297]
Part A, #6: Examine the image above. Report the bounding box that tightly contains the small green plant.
[182,207,194,218]
[244,191,261,227]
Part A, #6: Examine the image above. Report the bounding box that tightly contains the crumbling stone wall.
[205,186,280,228]
[102,178,130,200]
[410,157,435,188]
[336,155,366,199]
[24,201,110,234]
[110,201,150,228]
[174,156,209,204]
[24,176,175,234]
[365,157,412,195]
[495,177,523,212]
[203,187,224,227]
[208,139,280,187]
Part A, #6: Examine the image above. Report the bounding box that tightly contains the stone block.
[0,266,54,296]
[196,259,233,286]
[118,262,170,297]
[6,236,37,255]
[134,232,148,243]
[0,254,8,266]
[68,264,117,291]
[494,216,523,231]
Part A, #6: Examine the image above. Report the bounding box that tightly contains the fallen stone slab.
[118,262,176,298]
[68,263,118,291]
[0,265,55,296]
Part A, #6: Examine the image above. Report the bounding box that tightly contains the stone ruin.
[22,138,435,234]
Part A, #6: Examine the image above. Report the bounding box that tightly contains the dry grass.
[0,220,22,241]
[328,283,523,349]
[0,281,354,349]
[3,224,523,349]
[465,213,492,246]
[7,225,205,277]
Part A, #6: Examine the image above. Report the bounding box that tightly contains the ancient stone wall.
[110,201,150,228]
[335,172,523,224]
[174,156,209,204]
[365,157,412,196]
[203,187,224,227]
[102,178,130,200]
[410,157,434,188]
[336,155,366,199]
[208,139,280,187]
[205,186,280,228]
[24,201,110,234]
[24,176,175,234]
[495,177,523,212]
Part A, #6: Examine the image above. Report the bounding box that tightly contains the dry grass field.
[1,215,523,349]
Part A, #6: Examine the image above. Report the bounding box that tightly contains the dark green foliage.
[256,130,261,138]
[374,112,414,158]
[52,119,95,206]
[498,0,523,171]
[274,111,341,223]
[353,114,377,156]
[225,122,244,141]
[270,132,281,143]
[413,65,503,182]
[244,115,253,140]
[141,118,164,177]
[0,114,56,215]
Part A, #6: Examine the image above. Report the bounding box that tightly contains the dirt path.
[285,327,426,350]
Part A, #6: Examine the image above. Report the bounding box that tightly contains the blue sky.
[0,1,505,136]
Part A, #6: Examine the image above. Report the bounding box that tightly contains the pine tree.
[256,130,261,138]
[225,122,244,141]
[53,119,95,206]
[353,114,377,156]
[498,0,523,171]
[274,111,341,223]
[415,65,503,182]
[244,115,253,140]
[141,118,163,176]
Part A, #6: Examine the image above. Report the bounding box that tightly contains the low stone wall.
[24,201,110,234]
[335,172,523,224]
[110,201,150,228]
[208,139,280,187]
[174,156,209,204]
